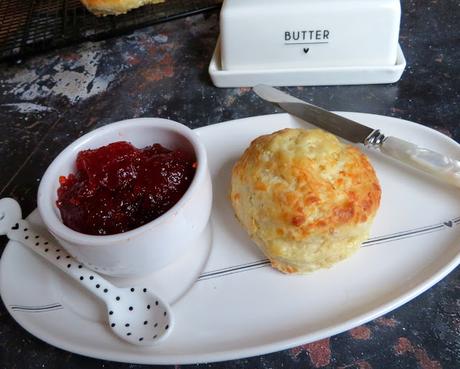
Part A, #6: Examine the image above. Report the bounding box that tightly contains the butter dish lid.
[220,0,402,70]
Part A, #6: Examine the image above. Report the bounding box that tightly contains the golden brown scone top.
[81,0,165,16]
[231,128,381,273]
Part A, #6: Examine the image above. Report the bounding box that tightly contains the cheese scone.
[80,0,165,16]
[231,128,381,274]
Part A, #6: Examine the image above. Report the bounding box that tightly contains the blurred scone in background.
[80,0,165,16]
[231,128,381,274]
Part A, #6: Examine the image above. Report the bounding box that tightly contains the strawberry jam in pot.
[56,141,196,236]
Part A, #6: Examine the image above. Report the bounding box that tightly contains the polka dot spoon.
[0,198,173,346]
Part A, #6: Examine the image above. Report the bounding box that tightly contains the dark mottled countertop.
[0,1,459,368]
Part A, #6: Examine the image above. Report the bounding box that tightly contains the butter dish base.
[209,38,406,87]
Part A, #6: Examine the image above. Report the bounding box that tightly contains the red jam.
[56,141,196,235]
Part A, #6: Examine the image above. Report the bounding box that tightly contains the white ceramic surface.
[37,118,213,278]
[220,0,401,70]
[1,113,459,364]
[209,39,406,87]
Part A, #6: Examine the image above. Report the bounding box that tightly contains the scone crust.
[231,128,381,274]
[81,0,164,16]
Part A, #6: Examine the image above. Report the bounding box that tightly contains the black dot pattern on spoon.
[8,223,172,344]
[13,222,179,345]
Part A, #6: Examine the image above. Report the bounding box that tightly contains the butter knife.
[253,85,460,188]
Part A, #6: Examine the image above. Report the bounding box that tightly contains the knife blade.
[253,85,460,188]
[253,84,374,144]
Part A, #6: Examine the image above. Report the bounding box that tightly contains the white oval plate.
[1,113,459,365]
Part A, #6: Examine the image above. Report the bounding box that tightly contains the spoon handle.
[7,218,116,304]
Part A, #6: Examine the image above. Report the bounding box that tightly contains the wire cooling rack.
[0,0,221,62]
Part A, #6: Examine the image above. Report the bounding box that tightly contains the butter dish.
[210,0,406,87]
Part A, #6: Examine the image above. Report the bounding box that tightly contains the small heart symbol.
[303,48,309,54]
[11,223,19,230]
[444,221,453,227]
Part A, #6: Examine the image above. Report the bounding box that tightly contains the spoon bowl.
[105,287,173,345]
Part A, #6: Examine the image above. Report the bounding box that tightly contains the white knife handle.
[379,136,460,188]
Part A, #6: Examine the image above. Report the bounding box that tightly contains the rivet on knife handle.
[366,131,460,188]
